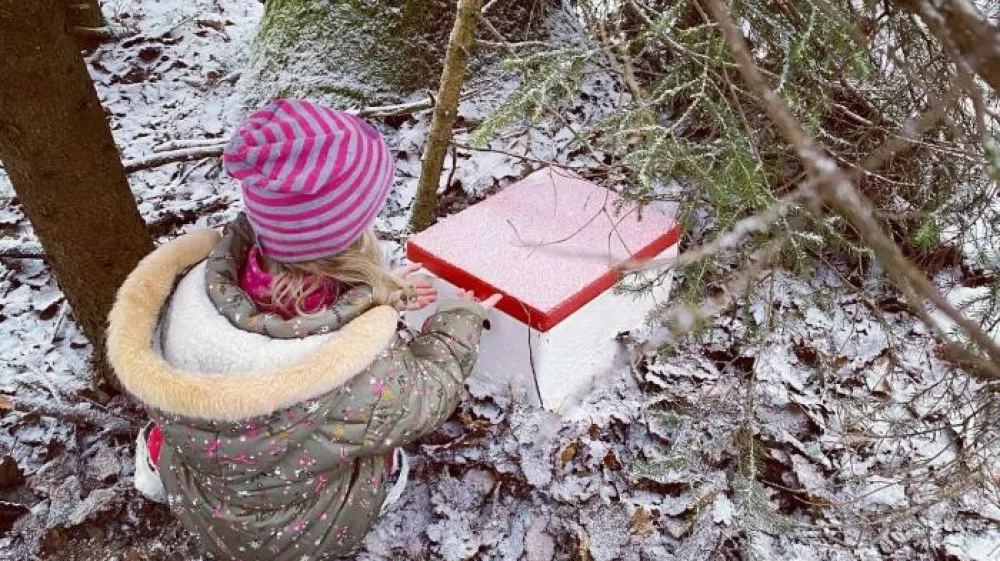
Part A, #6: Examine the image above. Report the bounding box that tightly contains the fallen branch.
[123,145,225,174]
[353,93,437,118]
[153,138,228,153]
[146,197,232,239]
[477,39,555,50]
[123,96,453,174]
[0,247,45,260]
[482,0,502,13]
[70,24,137,42]
[0,394,138,435]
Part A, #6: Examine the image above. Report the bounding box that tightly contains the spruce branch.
[704,0,1000,380]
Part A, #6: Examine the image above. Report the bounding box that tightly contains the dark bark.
[0,0,154,364]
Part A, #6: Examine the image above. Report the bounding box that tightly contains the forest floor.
[1,1,998,560]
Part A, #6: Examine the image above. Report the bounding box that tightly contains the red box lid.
[407,168,679,332]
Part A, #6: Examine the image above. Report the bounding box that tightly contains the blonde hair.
[261,229,413,317]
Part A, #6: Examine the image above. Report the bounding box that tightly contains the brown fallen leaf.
[559,441,579,469]
[603,450,622,471]
[629,506,654,536]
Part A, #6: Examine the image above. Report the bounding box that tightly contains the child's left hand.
[394,263,438,311]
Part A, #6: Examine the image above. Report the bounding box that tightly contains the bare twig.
[619,187,806,274]
[477,39,555,50]
[153,138,228,153]
[70,24,136,42]
[451,141,590,169]
[353,93,438,118]
[638,237,787,354]
[0,394,138,435]
[126,96,455,174]
[476,11,513,54]
[0,247,45,260]
[49,300,69,346]
[482,0,502,13]
[123,145,225,174]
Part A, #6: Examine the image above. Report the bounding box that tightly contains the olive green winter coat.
[107,218,485,561]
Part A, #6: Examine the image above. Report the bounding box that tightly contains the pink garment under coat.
[239,246,340,320]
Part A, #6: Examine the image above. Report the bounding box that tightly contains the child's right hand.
[456,290,502,309]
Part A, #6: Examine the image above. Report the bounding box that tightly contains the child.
[107,99,499,561]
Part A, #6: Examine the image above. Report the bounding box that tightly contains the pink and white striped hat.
[223,99,395,263]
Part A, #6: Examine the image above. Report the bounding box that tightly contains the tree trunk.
[240,0,557,108]
[410,0,483,232]
[0,0,154,364]
[241,0,456,107]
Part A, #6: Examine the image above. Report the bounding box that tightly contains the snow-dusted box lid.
[407,167,679,332]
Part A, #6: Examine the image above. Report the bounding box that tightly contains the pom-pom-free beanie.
[223,99,395,263]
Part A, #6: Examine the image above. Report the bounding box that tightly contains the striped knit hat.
[222,99,395,263]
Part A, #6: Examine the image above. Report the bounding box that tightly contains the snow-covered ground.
[1,1,998,560]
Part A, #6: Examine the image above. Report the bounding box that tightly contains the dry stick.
[0,395,137,435]
[477,39,554,50]
[639,237,787,354]
[450,141,591,169]
[126,96,444,174]
[70,25,136,42]
[354,93,438,118]
[123,145,225,173]
[0,247,45,260]
[705,0,1000,380]
[410,0,484,232]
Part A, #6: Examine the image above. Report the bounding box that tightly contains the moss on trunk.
[243,0,457,106]
[239,0,559,107]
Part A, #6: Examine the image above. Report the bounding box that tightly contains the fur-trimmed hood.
[106,228,400,421]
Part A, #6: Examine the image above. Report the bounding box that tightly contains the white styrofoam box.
[404,167,679,414]
[403,244,676,413]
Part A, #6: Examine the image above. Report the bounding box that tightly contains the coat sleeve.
[356,299,487,452]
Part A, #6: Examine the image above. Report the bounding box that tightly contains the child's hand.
[456,290,502,309]
[394,263,438,311]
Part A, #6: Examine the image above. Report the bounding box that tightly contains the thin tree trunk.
[410,0,483,232]
[0,0,154,369]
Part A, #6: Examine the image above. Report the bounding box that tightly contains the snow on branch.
[0,395,138,436]
[893,0,1000,93]
[122,145,225,174]
[121,96,454,174]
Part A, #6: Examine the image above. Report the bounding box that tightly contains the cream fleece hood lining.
[106,229,400,421]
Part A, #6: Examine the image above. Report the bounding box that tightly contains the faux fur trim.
[107,229,400,421]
